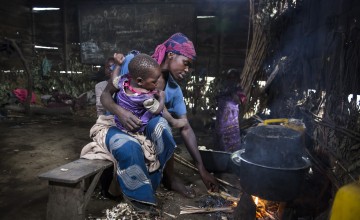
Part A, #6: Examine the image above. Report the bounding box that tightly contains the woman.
[100,33,218,213]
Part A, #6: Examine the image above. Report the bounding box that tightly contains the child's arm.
[152,90,165,115]
[143,90,165,115]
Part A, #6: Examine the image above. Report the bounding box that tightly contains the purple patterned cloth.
[152,33,196,64]
[215,97,241,152]
[114,75,157,133]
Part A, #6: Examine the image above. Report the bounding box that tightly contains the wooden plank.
[38,158,112,184]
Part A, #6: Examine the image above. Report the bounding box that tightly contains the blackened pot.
[243,125,305,166]
[199,149,231,173]
[231,150,311,202]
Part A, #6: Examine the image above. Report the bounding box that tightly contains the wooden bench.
[38,158,113,220]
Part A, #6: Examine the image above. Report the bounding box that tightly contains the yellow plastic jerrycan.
[330,181,360,220]
[262,118,306,133]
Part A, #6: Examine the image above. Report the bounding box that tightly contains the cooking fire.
[252,196,281,220]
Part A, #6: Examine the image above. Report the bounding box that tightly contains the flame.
[252,196,259,205]
[251,196,280,219]
[232,201,238,207]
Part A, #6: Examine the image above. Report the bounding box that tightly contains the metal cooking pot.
[244,124,305,166]
[199,149,231,173]
[231,150,311,202]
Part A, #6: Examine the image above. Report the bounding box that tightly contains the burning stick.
[174,153,241,190]
[180,205,233,215]
[207,190,240,203]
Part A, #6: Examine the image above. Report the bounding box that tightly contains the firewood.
[207,190,240,202]
[179,205,233,215]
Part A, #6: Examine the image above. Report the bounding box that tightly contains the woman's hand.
[101,79,141,131]
[117,108,142,131]
[198,165,219,192]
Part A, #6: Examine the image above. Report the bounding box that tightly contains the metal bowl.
[199,149,232,173]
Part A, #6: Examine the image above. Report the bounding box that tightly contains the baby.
[113,53,186,133]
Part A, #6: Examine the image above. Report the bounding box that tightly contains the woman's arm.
[178,115,219,191]
[162,108,187,128]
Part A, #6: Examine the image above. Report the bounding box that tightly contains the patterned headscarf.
[152,33,196,64]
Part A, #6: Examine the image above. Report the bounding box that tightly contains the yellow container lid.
[330,181,360,220]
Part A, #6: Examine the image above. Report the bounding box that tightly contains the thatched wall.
[241,0,360,188]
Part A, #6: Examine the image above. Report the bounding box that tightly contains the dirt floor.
[0,107,242,220]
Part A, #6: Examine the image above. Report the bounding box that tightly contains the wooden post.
[216,0,223,75]
[31,7,36,56]
[63,0,69,73]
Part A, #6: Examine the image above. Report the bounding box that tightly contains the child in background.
[214,68,246,152]
[95,57,115,116]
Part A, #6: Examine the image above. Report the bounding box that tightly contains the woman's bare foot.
[163,174,196,198]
